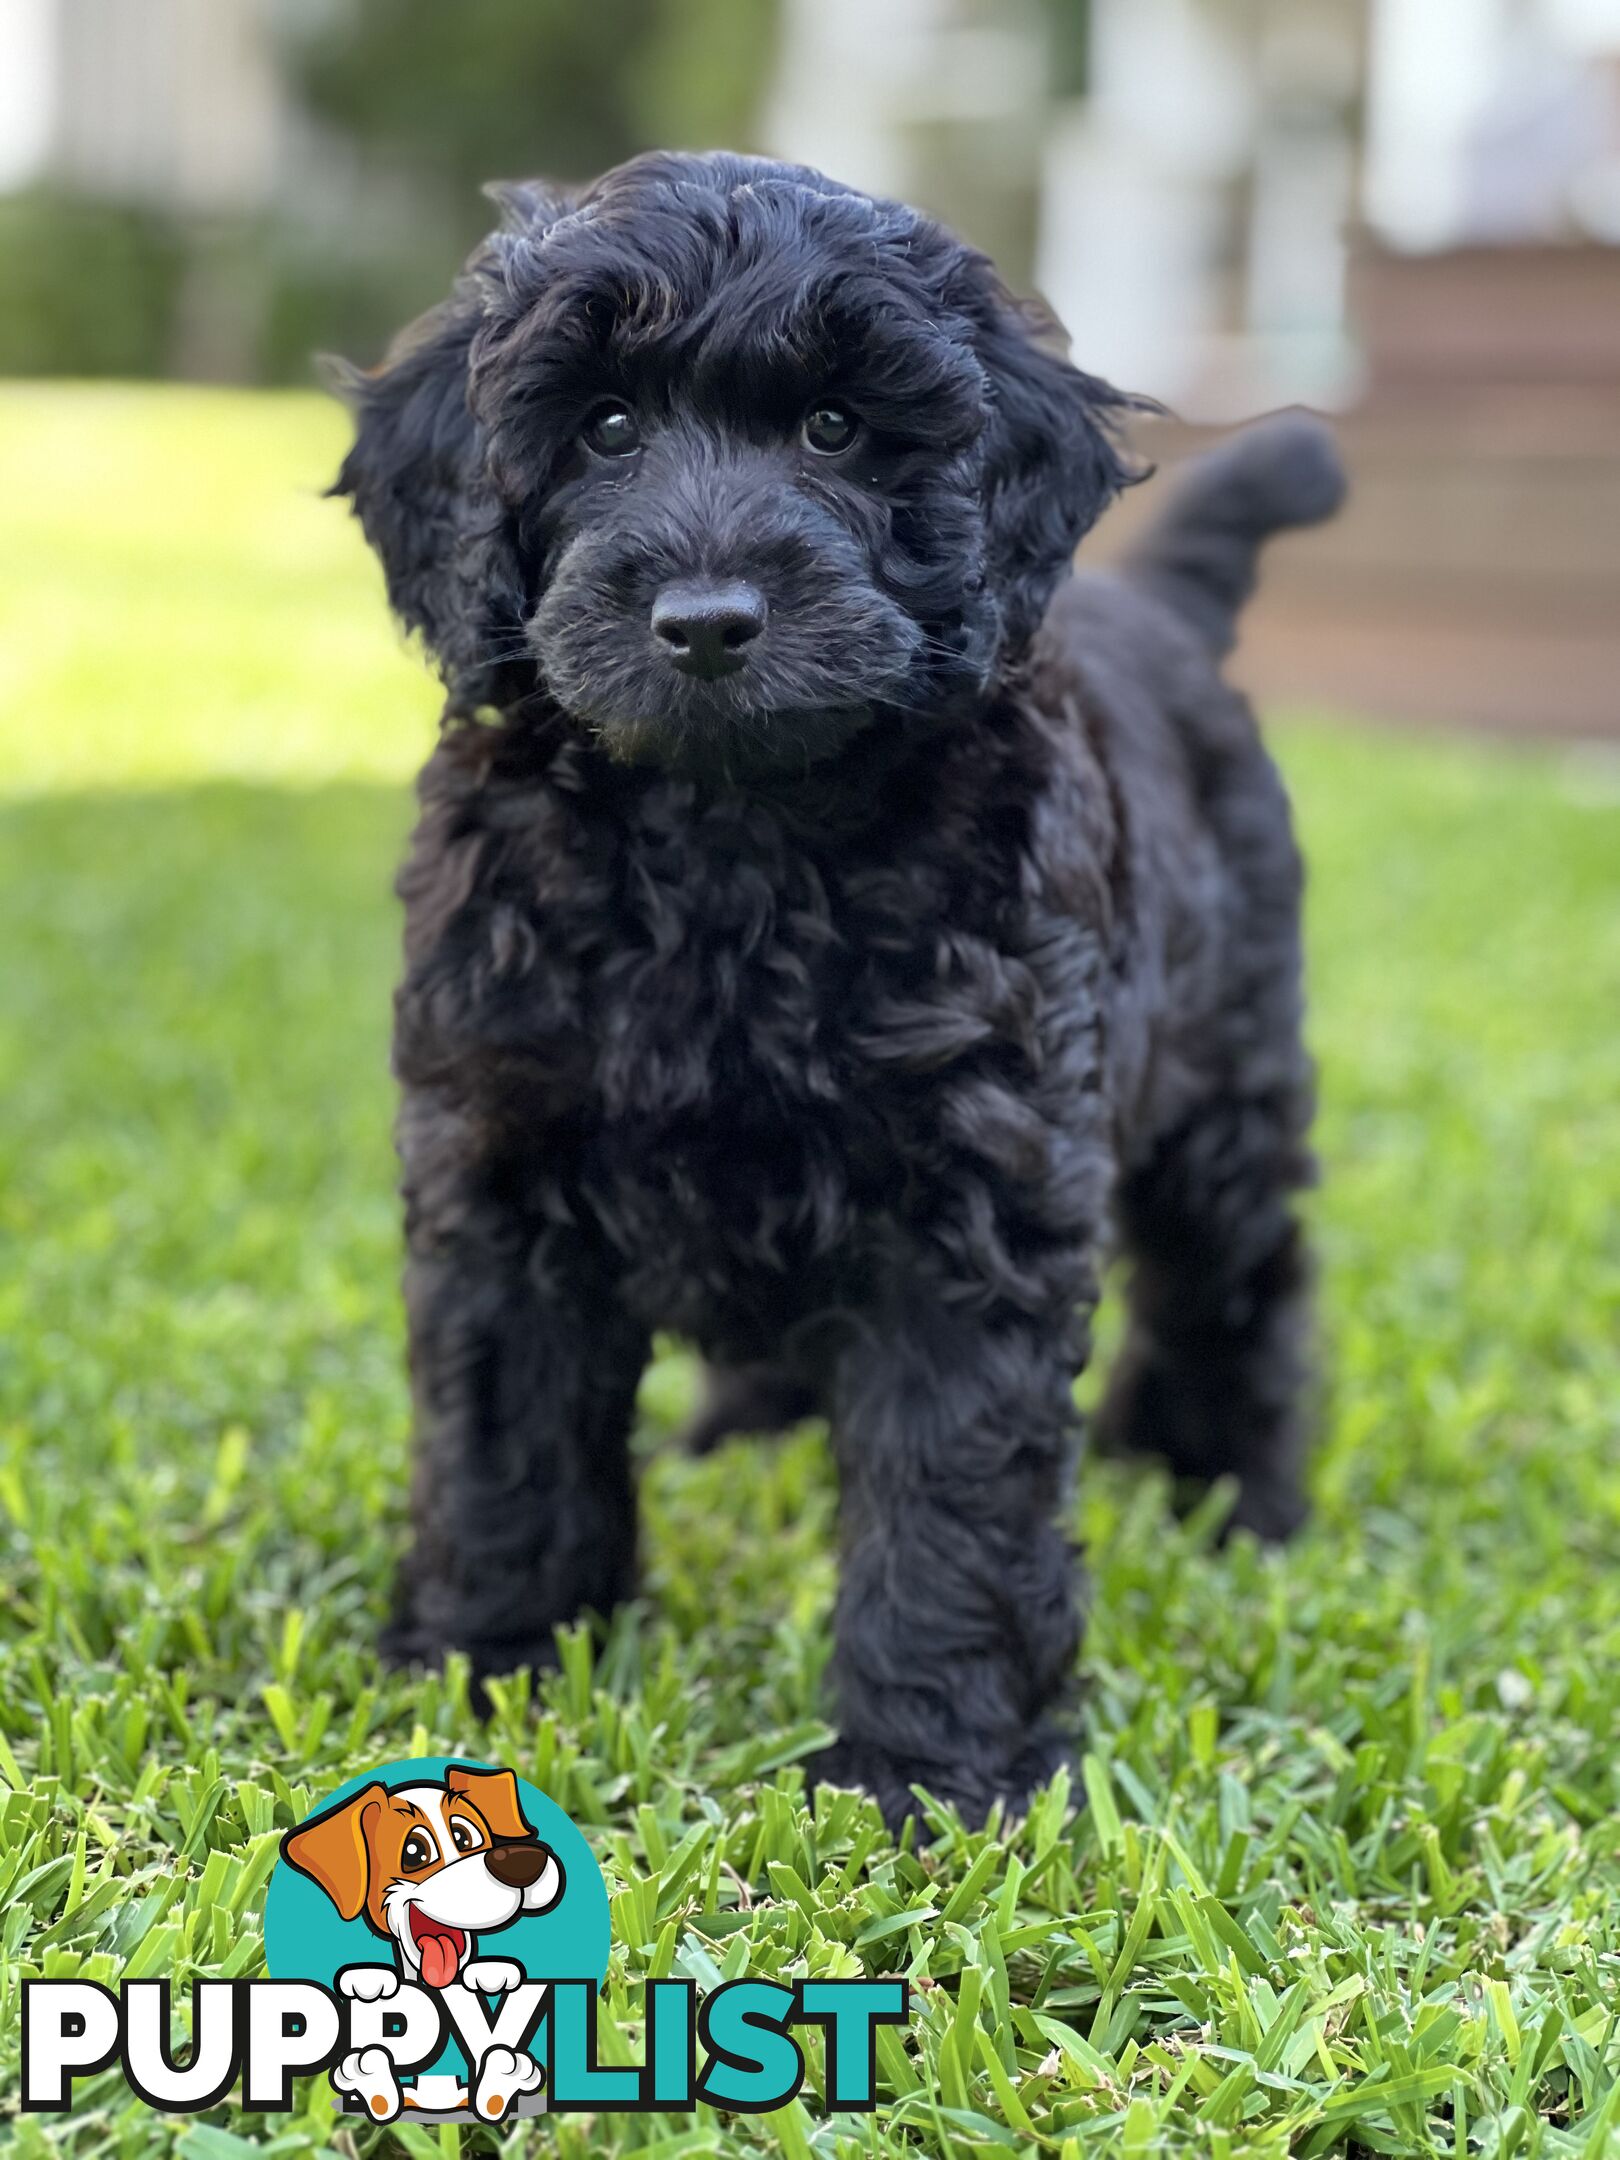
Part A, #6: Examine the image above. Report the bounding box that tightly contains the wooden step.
[1086,399,1620,739]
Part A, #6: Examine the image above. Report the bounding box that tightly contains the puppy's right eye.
[583,401,641,457]
[401,1832,435,1871]
[801,403,858,455]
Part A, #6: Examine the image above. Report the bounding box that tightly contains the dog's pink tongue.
[419,1931,461,1989]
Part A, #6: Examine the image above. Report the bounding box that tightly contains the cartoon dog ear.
[445,1764,535,1843]
[959,260,1145,652]
[280,1782,385,1922]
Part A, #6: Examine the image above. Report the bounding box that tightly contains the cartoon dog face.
[282,1765,564,1988]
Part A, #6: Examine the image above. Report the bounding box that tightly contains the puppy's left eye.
[583,401,641,457]
[449,1819,479,1853]
[801,404,859,455]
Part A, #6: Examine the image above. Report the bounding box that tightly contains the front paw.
[461,1957,524,1995]
[337,1964,400,2003]
[333,2044,402,2122]
[804,1739,951,1833]
[808,1728,1073,1834]
[474,2043,544,2122]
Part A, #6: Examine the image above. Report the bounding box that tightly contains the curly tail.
[1123,411,1347,655]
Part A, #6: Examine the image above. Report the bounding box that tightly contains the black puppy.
[334,150,1344,1828]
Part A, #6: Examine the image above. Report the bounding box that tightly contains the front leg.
[385,1094,648,1683]
[820,1283,1091,1830]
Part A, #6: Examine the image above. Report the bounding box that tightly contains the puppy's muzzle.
[485,1838,551,1890]
[651,578,766,681]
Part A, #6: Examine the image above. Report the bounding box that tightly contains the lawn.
[2,384,1619,2158]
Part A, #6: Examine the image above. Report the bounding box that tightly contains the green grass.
[0,383,436,791]
[2,384,1620,2158]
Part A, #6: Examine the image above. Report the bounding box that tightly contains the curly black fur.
[332,150,1345,1829]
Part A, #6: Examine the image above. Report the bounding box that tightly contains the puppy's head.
[281,1766,564,1989]
[334,151,1136,779]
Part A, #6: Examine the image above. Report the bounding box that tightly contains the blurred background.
[1,0,1617,739]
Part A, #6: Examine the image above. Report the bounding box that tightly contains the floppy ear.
[330,179,579,716]
[966,274,1141,652]
[329,284,524,715]
[280,1782,384,1922]
[445,1764,535,1842]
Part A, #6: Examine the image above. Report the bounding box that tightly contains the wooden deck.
[1087,245,1620,740]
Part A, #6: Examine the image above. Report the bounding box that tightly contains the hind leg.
[1099,1073,1314,1542]
[676,1362,822,1457]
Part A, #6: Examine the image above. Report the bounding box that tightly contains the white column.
[1035,0,1254,408]
[1363,0,1513,247]
[0,0,58,190]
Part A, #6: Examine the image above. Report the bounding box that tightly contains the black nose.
[651,580,766,680]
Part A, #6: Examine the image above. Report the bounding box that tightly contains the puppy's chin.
[530,560,929,783]
[576,696,877,782]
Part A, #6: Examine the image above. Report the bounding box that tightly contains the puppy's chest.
[548,812,923,1306]
[585,821,856,1128]
[402,762,1069,1291]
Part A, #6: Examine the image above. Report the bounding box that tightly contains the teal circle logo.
[263,1756,608,2122]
